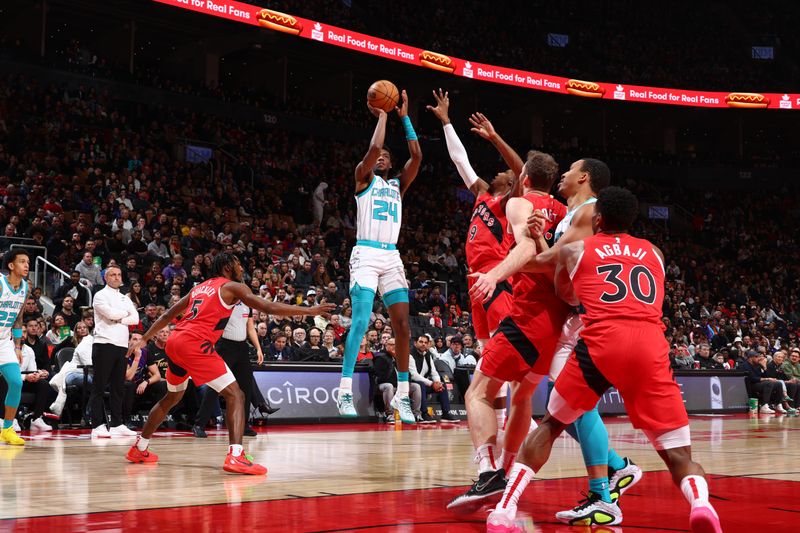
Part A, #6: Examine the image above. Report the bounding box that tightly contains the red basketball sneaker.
[126,444,159,464]
[223,452,267,475]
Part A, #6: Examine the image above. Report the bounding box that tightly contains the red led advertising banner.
[154,0,800,110]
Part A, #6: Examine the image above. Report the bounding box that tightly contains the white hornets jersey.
[0,275,27,340]
[553,197,597,243]
[355,175,402,246]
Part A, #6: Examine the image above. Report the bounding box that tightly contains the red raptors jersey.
[571,233,665,327]
[466,192,514,272]
[512,193,567,304]
[173,277,237,342]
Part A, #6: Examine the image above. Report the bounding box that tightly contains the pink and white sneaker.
[486,508,523,533]
[689,503,723,533]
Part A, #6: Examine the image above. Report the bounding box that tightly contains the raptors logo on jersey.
[466,192,514,272]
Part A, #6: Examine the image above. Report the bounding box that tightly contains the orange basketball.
[367,80,400,113]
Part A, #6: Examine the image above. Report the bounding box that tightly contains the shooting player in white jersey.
[337,89,422,423]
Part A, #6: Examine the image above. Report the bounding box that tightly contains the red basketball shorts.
[553,321,689,432]
[469,278,514,340]
[165,333,235,392]
[478,302,568,383]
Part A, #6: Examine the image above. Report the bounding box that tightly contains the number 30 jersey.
[570,233,665,328]
[173,277,235,343]
[355,175,402,245]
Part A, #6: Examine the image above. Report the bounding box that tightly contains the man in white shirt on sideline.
[89,265,139,437]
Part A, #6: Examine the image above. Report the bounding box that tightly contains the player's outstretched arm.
[130,293,192,355]
[469,112,524,178]
[427,89,489,197]
[228,282,336,317]
[468,197,535,302]
[555,240,584,305]
[397,89,422,196]
[355,104,388,191]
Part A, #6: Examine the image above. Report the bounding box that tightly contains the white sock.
[397,380,409,396]
[500,450,517,473]
[497,463,535,513]
[477,443,498,473]
[136,436,149,451]
[339,377,352,391]
[229,444,244,457]
[680,475,710,505]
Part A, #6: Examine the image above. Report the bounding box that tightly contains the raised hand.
[396,89,409,117]
[367,102,387,118]
[425,88,450,124]
[469,112,497,141]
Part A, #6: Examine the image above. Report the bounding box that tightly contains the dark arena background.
[0,1,799,532]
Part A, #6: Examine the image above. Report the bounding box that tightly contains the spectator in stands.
[59,295,81,330]
[366,329,380,352]
[374,337,422,423]
[147,231,169,260]
[76,251,103,287]
[740,350,781,413]
[298,327,326,361]
[438,336,465,372]
[356,337,373,363]
[323,330,341,360]
[24,318,50,374]
[268,333,292,361]
[694,343,719,369]
[782,348,800,383]
[290,328,307,355]
[255,322,270,356]
[45,313,73,351]
[409,335,457,422]
[462,334,479,359]
[123,332,159,427]
[294,261,314,292]
[162,254,187,285]
[671,343,696,370]
[766,350,799,413]
[22,297,43,324]
[54,271,89,308]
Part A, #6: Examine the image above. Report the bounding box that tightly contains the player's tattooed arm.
[12,287,29,363]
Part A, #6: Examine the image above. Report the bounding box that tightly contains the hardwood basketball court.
[1,414,797,532]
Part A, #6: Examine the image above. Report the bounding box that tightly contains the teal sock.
[607,448,626,472]
[589,476,612,503]
[397,371,409,382]
[342,284,376,378]
[2,419,11,429]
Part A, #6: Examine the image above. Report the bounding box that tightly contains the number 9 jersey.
[570,232,665,328]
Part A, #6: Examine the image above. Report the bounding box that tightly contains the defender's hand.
[468,112,497,141]
[425,88,450,124]
[468,272,498,303]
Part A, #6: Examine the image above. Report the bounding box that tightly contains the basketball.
[367,80,400,112]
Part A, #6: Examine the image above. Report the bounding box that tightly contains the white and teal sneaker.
[390,394,416,424]
[337,391,357,417]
